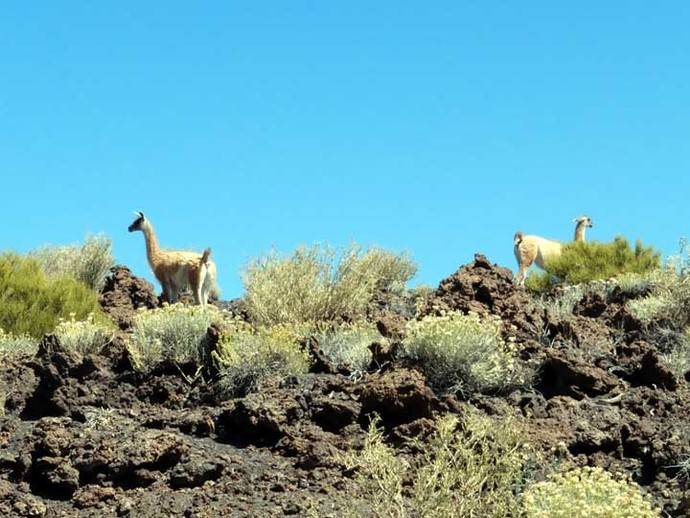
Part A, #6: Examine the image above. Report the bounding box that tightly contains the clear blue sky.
[2,2,689,298]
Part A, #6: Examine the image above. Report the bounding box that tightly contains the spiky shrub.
[242,244,416,326]
[400,312,523,394]
[128,304,220,370]
[0,254,106,338]
[30,235,115,292]
[53,314,114,355]
[0,328,38,356]
[341,412,534,518]
[522,466,658,517]
[526,237,661,293]
[314,322,382,373]
[213,321,312,397]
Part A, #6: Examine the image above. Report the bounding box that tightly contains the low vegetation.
[314,322,382,373]
[526,237,661,293]
[0,253,106,338]
[522,466,658,517]
[128,304,221,370]
[30,234,114,292]
[242,244,416,326]
[213,321,312,397]
[341,412,535,518]
[0,328,37,356]
[400,312,523,395]
[54,314,115,355]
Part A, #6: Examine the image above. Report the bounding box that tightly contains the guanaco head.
[574,215,593,228]
[128,211,146,233]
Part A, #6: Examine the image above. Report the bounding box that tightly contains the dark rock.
[537,350,620,398]
[425,254,543,343]
[169,456,224,489]
[358,368,438,427]
[99,266,158,330]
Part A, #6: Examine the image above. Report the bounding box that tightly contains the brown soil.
[2,259,690,516]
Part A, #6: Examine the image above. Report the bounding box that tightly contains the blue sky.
[2,2,689,298]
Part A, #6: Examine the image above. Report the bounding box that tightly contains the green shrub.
[242,244,416,326]
[526,237,661,293]
[341,412,535,518]
[53,314,115,355]
[30,235,114,292]
[400,312,523,394]
[128,304,221,370]
[314,322,382,373]
[0,254,107,338]
[0,328,38,356]
[213,321,312,397]
[522,466,658,517]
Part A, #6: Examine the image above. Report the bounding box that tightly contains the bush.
[662,329,690,380]
[522,466,658,517]
[53,314,115,355]
[213,321,312,397]
[0,328,38,356]
[0,254,107,338]
[341,412,535,518]
[242,244,416,326]
[314,322,382,373]
[128,304,221,370]
[400,312,523,395]
[526,237,661,293]
[30,235,114,291]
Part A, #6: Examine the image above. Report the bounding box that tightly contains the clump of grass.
[30,234,115,292]
[314,322,382,373]
[242,244,416,326]
[53,313,115,355]
[400,312,524,395]
[526,237,661,293]
[522,466,658,517]
[0,328,38,356]
[660,328,690,380]
[128,304,221,370]
[213,320,312,397]
[0,253,107,338]
[341,411,535,518]
[529,284,589,321]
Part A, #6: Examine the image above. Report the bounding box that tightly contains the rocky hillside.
[0,256,688,516]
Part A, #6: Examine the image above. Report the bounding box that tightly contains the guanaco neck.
[574,222,587,242]
[141,221,161,268]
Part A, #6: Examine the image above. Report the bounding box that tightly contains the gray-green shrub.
[340,412,535,518]
[400,312,524,395]
[213,321,312,397]
[30,235,115,291]
[128,304,221,370]
[242,244,416,326]
[314,322,382,373]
